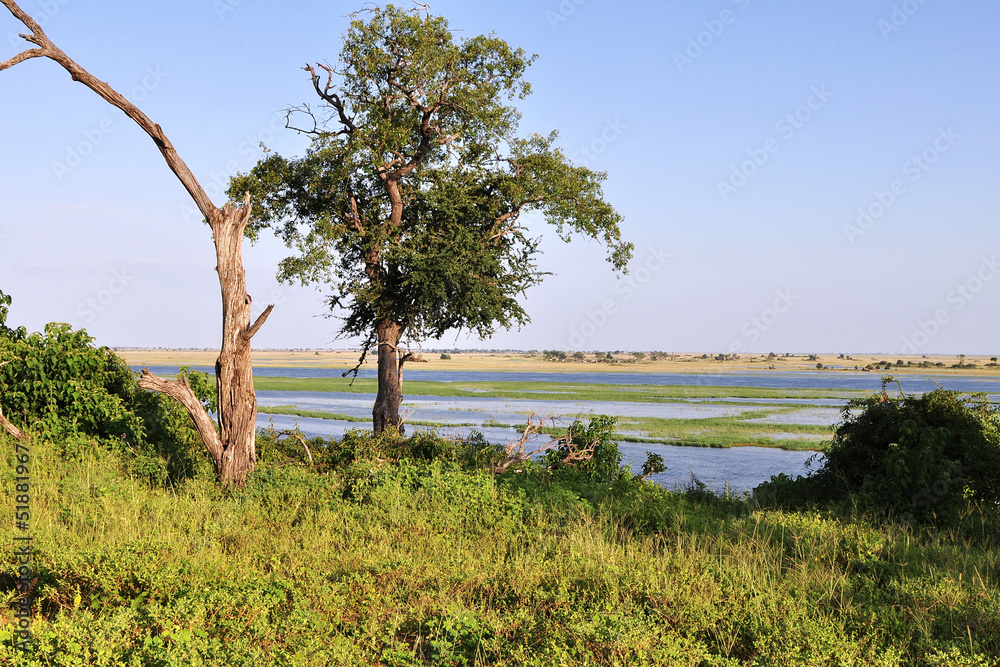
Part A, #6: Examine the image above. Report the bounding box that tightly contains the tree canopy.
[231,4,631,430]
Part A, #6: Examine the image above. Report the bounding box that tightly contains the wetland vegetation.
[3,321,1000,664]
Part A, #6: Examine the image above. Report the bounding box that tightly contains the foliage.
[542,415,624,483]
[177,365,218,414]
[2,424,999,665]
[640,451,667,479]
[229,3,631,348]
[754,377,1000,524]
[0,292,207,482]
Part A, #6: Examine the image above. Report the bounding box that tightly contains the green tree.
[230,4,631,432]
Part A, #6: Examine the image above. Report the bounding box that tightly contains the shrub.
[543,415,625,483]
[0,290,206,482]
[755,377,1000,524]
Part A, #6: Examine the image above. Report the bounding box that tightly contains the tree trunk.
[136,201,271,485]
[212,205,270,484]
[373,319,404,434]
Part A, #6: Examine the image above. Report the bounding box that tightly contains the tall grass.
[2,430,998,666]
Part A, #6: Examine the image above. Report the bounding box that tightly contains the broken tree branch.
[0,404,25,441]
[137,368,224,469]
[243,304,274,341]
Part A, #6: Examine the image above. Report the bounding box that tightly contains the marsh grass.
[258,406,481,429]
[614,414,833,450]
[256,383,840,450]
[253,377,863,404]
[2,431,998,666]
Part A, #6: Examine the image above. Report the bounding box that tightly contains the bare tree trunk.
[373,319,404,434]
[1,1,271,485]
[213,211,271,484]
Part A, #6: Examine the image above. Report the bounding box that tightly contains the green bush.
[0,290,207,482]
[543,415,624,483]
[755,377,1000,524]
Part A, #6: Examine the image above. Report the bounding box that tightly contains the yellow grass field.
[115,348,1000,376]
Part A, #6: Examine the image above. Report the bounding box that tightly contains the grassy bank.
[3,430,999,665]
[258,405,482,429]
[253,377,862,404]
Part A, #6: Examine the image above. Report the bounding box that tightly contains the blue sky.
[1,0,998,355]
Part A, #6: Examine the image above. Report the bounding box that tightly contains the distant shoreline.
[116,349,1000,377]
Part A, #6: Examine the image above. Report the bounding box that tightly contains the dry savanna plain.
[119,349,997,374]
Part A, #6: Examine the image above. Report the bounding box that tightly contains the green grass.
[261,404,833,451]
[2,432,998,666]
[258,405,481,429]
[614,413,833,450]
[253,377,863,405]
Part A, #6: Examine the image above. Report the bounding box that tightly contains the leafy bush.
[755,377,1000,524]
[543,415,624,483]
[0,290,206,482]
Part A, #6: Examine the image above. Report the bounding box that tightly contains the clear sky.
[1,0,998,355]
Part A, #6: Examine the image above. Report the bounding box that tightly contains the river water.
[135,366,1000,494]
[135,366,1000,394]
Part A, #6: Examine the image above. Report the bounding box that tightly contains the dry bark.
[0,404,25,441]
[1,1,271,484]
[373,319,405,434]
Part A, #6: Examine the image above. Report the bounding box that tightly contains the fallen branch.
[274,430,314,467]
[491,415,559,474]
[0,404,25,441]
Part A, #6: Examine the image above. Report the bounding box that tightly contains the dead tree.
[0,1,271,485]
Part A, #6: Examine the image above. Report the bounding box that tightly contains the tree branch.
[342,330,378,383]
[242,304,274,341]
[275,430,314,467]
[137,368,224,469]
[0,47,42,71]
[0,404,25,441]
[305,63,357,133]
[0,0,216,219]
[491,414,562,474]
